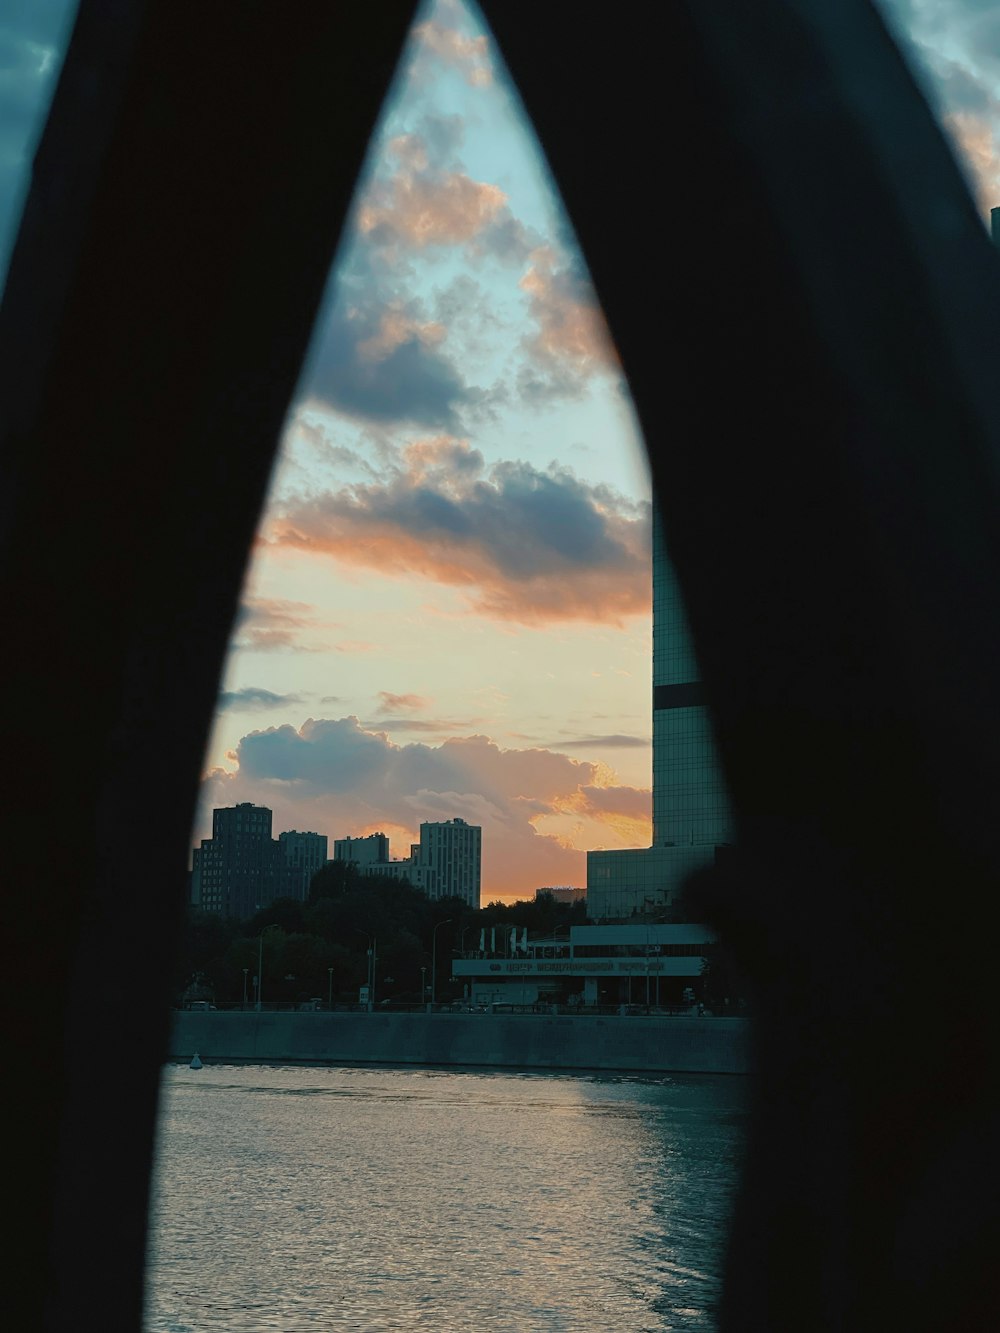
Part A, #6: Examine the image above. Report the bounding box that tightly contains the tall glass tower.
[652,507,732,848]
[586,505,733,920]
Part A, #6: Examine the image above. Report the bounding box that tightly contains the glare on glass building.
[587,507,733,920]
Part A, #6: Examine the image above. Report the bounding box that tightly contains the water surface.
[145,1064,745,1331]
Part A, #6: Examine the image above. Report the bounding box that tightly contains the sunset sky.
[203,0,655,897]
[1,0,997,900]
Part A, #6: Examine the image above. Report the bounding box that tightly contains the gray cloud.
[198,719,653,895]
[217,687,304,713]
[295,100,547,432]
[197,716,652,894]
[266,439,651,626]
[304,294,475,430]
[364,717,472,733]
[552,734,650,749]
[231,597,330,653]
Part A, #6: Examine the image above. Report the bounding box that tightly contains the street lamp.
[420,964,427,1004]
[242,967,248,1011]
[431,918,453,1007]
[327,966,334,1010]
[354,929,376,1011]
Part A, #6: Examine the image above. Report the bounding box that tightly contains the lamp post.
[420,964,427,1006]
[242,967,248,1011]
[354,929,376,1011]
[327,966,334,1010]
[431,918,453,1008]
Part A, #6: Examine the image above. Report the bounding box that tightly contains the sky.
[1,0,998,901]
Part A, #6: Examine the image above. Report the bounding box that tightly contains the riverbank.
[170,1011,751,1075]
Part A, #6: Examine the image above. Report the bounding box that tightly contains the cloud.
[376,691,431,713]
[535,782,654,852]
[570,784,652,821]
[409,11,494,87]
[944,109,1000,214]
[231,597,330,653]
[359,166,507,250]
[196,717,629,896]
[355,125,539,265]
[304,295,475,430]
[517,249,620,400]
[365,718,472,733]
[552,734,650,749]
[874,1,1000,220]
[265,437,651,626]
[217,687,304,713]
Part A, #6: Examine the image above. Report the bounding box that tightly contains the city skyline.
[2,1,995,904]
[191,798,482,916]
[196,0,657,902]
[194,0,1000,903]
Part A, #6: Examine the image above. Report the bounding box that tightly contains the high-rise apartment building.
[332,832,389,867]
[278,829,328,899]
[587,507,733,919]
[417,817,481,908]
[191,805,326,917]
[334,818,482,908]
[192,802,281,919]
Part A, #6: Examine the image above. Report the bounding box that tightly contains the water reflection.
[146,1065,745,1331]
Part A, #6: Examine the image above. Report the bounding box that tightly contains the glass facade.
[587,506,733,920]
[586,845,714,921]
[653,707,732,846]
[652,506,732,848]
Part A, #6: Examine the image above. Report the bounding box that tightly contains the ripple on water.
[145,1064,745,1331]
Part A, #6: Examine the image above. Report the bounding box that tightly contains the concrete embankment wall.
[170,1012,751,1075]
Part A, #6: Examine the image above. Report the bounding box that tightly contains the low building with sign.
[450,923,715,1008]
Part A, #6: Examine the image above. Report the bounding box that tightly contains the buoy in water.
[189,1053,202,1069]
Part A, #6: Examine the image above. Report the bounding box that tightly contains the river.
[145,1063,746,1331]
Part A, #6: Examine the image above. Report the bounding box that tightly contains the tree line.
[177,860,587,1008]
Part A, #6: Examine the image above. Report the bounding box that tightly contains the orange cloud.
[196,719,611,900]
[358,172,507,249]
[541,783,653,850]
[355,307,446,362]
[232,597,331,653]
[519,248,619,382]
[377,691,431,713]
[412,18,493,86]
[265,440,650,627]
